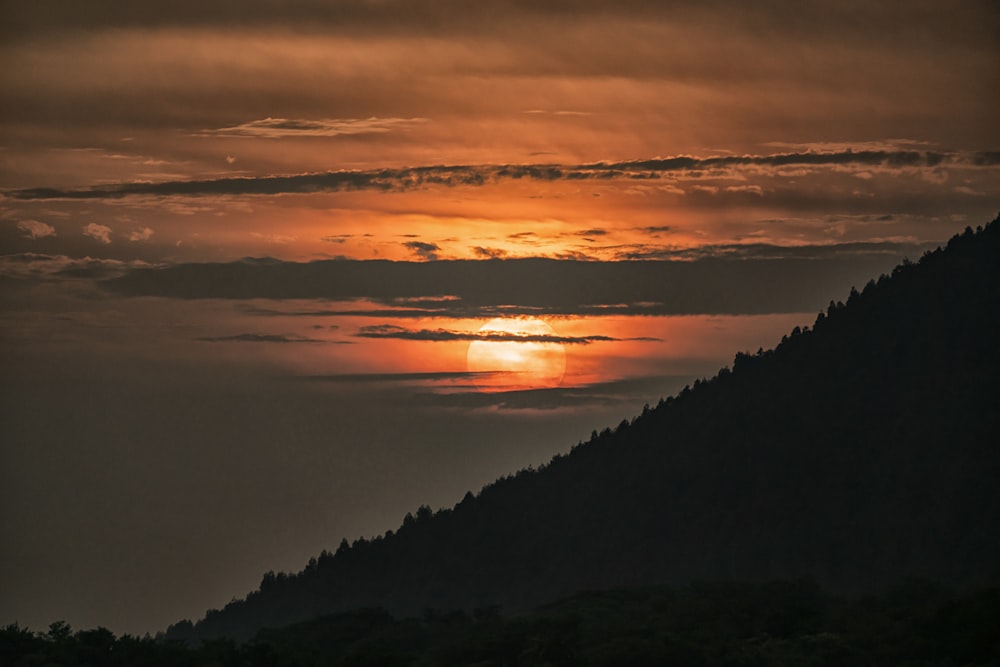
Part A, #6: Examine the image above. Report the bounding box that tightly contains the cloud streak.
[301,371,490,383]
[6,150,988,200]
[199,116,426,139]
[354,324,658,344]
[412,375,694,411]
[195,333,329,343]
[0,253,154,280]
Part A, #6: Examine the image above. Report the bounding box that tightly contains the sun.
[466,318,567,392]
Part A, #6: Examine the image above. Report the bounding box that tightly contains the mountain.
[12,582,1000,665]
[168,218,1000,643]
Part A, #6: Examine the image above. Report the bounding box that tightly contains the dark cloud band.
[100,249,929,316]
[355,324,658,344]
[4,150,984,201]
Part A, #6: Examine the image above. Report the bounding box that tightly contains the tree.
[47,620,72,642]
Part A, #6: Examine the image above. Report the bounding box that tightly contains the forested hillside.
[9,582,1000,666]
[170,218,1000,643]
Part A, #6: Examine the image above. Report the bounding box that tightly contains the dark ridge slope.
[171,218,1000,642]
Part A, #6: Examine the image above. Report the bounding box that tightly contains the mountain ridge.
[168,217,1000,643]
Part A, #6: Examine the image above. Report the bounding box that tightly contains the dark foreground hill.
[170,219,1000,643]
[9,582,1000,665]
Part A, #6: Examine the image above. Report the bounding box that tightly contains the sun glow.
[466,318,567,392]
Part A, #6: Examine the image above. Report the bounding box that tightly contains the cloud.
[472,246,508,259]
[971,151,1000,166]
[199,116,427,139]
[238,304,462,318]
[299,369,693,412]
[7,150,990,201]
[594,150,948,172]
[553,250,597,261]
[0,253,153,280]
[195,333,329,343]
[724,185,763,196]
[0,3,623,40]
[128,227,154,242]
[82,223,112,244]
[403,241,440,260]
[100,244,938,316]
[17,220,56,239]
[412,375,693,411]
[355,324,658,344]
[251,231,297,244]
[523,109,593,116]
[3,2,993,46]
[614,240,931,261]
[302,371,490,383]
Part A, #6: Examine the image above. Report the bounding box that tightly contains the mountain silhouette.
[168,218,1000,643]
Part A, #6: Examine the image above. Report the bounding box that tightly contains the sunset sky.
[1,0,998,635]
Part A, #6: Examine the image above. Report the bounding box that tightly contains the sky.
[1,0,998,636]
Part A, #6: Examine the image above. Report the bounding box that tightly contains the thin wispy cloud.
[301,371,494,383]
[195,333,329,343]
[0,254,155,280]
[522,110,593,116]
[411,375,694,411]
[199,116,427,139]
[614,240,928,261]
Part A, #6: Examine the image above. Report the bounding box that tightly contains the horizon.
[1,0,998,635]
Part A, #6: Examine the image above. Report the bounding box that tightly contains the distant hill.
[168,218,1000,643]
[12,582,1000,665]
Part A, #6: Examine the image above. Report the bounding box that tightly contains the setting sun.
[466,318,567,392]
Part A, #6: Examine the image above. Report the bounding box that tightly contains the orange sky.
[2,2,998,263]
[1,0,998,637]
